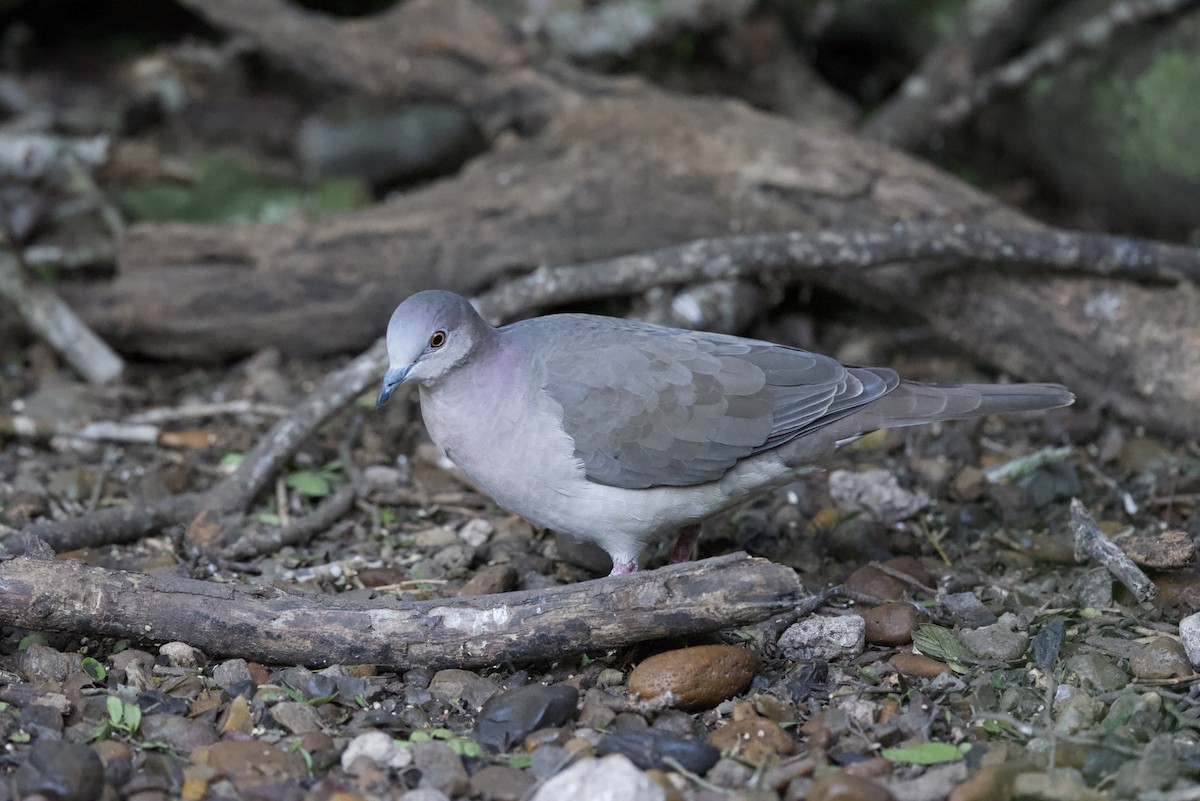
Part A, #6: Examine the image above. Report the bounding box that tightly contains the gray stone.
[959,613,1030,661]
[778,614,865,661]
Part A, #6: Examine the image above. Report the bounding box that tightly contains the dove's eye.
[429,330,447,349]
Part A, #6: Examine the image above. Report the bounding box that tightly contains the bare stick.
[0,416,158,445]
[0,249,124,384]
[1070,498,1156,604]
[0,552,801,669]
[21,223,1200,551]
[220,485,356,561]
[863,0,1045,148]
[476,223,1200,322]
[935,0,1200,132]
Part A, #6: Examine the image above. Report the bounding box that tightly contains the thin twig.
[1070,497,1157,603]
[760,585,846,643]
[0,247,124,385]
[125,400,289,425]
[219,487,357,561]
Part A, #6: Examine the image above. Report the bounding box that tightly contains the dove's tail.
[845,377,1074,431]
[778,372,1073,468]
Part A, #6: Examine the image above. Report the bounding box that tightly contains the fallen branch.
[0,248,124,384]
[477,223,1200,322]
[934,0,1200,133]
[1071,498,1156,604]
[862,0,1044,148]
[0,551,801,669]
[20,222,1200,552]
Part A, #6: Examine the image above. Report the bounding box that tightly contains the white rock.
[530,755,664,801]
[829,469,930,523]
[340,731,413,773]
[1179,611,1200,667]
[459,518,494,547]
[778,614,866,661]
[158,641,205,668]
[398,790,451,801]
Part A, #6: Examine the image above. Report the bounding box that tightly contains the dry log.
[0,551,802,669]
[58,0,1200,436]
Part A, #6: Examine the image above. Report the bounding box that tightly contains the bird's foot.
[668,524,702,564]
[609,559,638,576]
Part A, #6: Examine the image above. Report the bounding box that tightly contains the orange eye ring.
[429,330,447,348]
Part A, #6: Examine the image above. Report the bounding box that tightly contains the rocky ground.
[2,337,1198,801]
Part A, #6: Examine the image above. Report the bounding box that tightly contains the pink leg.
[668,524,701,564]
[609,558,638,576]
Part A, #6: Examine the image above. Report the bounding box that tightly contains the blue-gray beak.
[376,366,410,408]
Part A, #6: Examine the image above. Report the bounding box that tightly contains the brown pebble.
[1129,637,1193,680]
[809,770,895,801]
[889,651,952,678]
[844,566,909,601]
[458,564,518,596]
[628,645,759,711]
[1150,572,1200,614]
[468,764,535,801]
[844,757,893,779]
[763,755,816,791]
[948,765,1013,801]
[708,716,794,762]
[1122,529,1195,569]
[524,727,570,752]
[952,467,987,502]
[881,556,934,587]
[862,603,921,646]
[92,739,132,764]
[300,730,335,755]
[563,736,595,759]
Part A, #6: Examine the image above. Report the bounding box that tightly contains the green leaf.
[882,742,970,765]
[308,691,339,707]
[912,624,969,664]
[82,657,107,682]
[254,512,282,525]
[378,508,396,525]
[501,754,532,769]
[448,738,483,757]
[17,633,47,651]
[122,703,141,733]
[219,452,245,471]
[409,730,432,742]
[107,695,123,725]
[286,470,331,498]
[9,730,30,743]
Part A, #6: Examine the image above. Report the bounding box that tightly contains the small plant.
[399,728,483,758]
[93,696,142,741]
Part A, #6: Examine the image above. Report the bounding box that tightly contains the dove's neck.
[417,336,585,515]
[418,334,533,463]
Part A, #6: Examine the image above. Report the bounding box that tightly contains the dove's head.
[377,291,491,407]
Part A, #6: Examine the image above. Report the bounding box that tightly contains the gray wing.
[516,314,897,490]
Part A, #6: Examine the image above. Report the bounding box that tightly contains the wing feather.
[505,314,896,489]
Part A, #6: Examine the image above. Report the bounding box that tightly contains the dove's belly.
[420,375,797,563]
